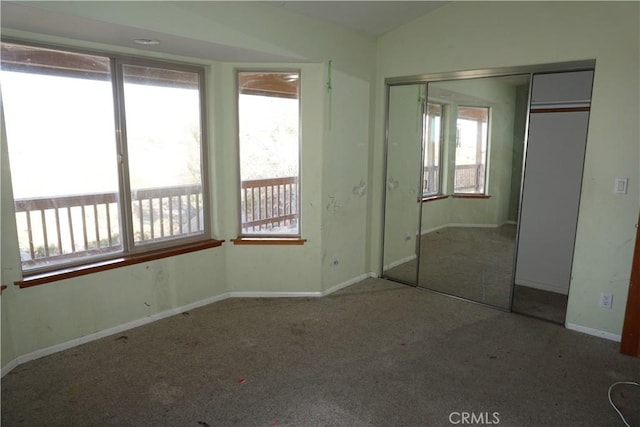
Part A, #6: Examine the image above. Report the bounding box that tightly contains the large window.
[423,103,443,197]
[121,64,206,245]
[454,106,489,194]
[1,42,209,273]
[237,71,300,237]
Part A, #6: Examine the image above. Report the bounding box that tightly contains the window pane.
[423,103,442,196]
[454,106,488,194]
[1,43,122,270]
[237,71,300,236]
[122,64,205,245]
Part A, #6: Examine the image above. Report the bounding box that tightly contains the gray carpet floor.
[418,225,517,309]
[385,226,569,322]
[2,278,639,426]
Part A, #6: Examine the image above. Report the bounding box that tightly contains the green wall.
[509,85,530,222]
[1,99,19,366]
[374,1,639,338]
[0,1,377,371]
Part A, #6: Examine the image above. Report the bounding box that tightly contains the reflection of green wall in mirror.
[508,84,530,222]
[383,84,423,268]
[421,76,529,233]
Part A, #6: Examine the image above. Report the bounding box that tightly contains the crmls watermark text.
[449,412,500,425]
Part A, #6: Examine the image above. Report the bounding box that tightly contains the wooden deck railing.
[14,192,120,264]
[454,164,485,193]
[423,165,440,196]
[14,178,299,267]
[423,164,485,195]
[241,176,298,233]
[15,184,204,266]
[132,184,204,242]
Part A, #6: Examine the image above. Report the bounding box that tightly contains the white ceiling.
[1,1,449,61]
[1,1,302,62]
[276,1,449,36]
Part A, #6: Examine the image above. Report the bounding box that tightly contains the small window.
[454,106,489,194]
[1,42,210,273]
[237,71,300,237]
[423,103,443,197]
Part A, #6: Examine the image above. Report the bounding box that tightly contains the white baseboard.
[515,279,568,295]
[229,291,323,298]
[228,273,377,299]
[421,222,512,235]
[2,292,233,378]
[1,359,19,378]
[383,254,417,271]
[566,323,621,342]
[321,272,376,296]
[421,224,450,235]
[1,272,377,377]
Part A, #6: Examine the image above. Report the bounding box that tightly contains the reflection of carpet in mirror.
[386,225,517,308]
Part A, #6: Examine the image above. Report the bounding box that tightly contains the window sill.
[231,237,307,245]
[15,239,224,289]
[421,195,450,203]
[452,194,491,199]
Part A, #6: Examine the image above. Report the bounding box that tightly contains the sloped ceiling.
[0,1,303,62]
[1,1,448,61]
[276,1,448,35]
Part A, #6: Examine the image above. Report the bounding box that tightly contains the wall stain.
[326,194,339,214]
[352,180,366,197]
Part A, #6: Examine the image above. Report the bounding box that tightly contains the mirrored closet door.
[381,84,426,286]
[417,75,530,310]
[381,62,594,320]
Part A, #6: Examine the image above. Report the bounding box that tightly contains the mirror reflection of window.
[454,106,489,194]
[423,103,443,198]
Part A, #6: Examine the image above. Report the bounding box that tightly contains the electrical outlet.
[405,232,412,242]
[614,177,628,195]
[331,257,339,267]
[599,292,613,309]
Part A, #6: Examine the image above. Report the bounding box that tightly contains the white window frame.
[453,105,490,195]
[423,102,444,198]
[235,69,302,239]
